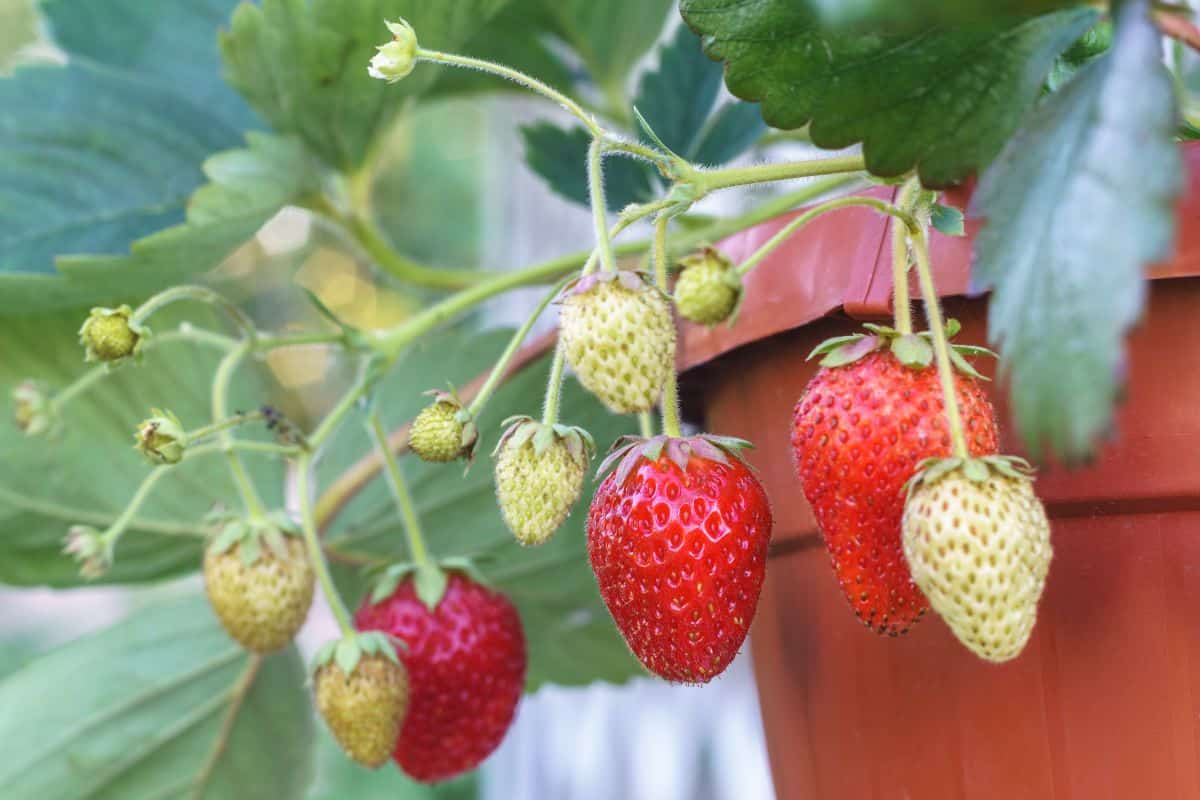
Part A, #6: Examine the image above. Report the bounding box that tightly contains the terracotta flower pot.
[678,143,1200,800]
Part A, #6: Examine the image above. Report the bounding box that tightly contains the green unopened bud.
[13,380,55,436]
[79,305,147,364]
[673,247,742,326]
[368,19,418,83]
[135,409,187,465]
[64,525,112,579]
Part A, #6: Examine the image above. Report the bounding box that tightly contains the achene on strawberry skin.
[587,435,772,684]
[792,349,999,636]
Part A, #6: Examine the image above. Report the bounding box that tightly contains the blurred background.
[0,3,779,798]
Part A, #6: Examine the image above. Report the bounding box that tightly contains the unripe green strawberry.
[203,515,315,653]
[314,634,409,769]
[559,271,676,414]
[493,417,594,546]
[902,457,1052,662]
[409,390,477,463]
[79,305,146,364]
[673,248,742,326]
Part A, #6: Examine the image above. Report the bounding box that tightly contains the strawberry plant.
[0,0,1195,796]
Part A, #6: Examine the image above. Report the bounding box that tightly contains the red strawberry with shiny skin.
[792,347,998,635]
[354,573,526,782]
[587,434,772,684]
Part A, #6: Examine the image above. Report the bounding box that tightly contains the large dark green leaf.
[680,1,1097,186]
[970,0,1181,462]
[0,595,313,799]
[317,328,643,689]
[220,0,508,171]
[520,123,659,212]
[41,0,258,131]
[0,308,285,587]
[809,0,1087,28]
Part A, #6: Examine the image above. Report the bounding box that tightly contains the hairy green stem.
[308,364,372,449]
[638,411,654,438]
[417,48,600,136]
[653,215,683,438]
[297,455,354,635]
[911,231,969,459]
[132,285,256,341]
[890,178,923,335]
[735,195,917,278]
[468,276,571,418]
[185,411,266,445]
[212,343,267,519]
[588,138,617,273]
[689,154,867,194]
[367,411,431,567]
[541,342,567,427]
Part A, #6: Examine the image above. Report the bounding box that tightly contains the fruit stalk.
[184,410,268,445]
[687,154,867,194]
[540,342,567,427]
[212,342,268,519]
[132,284,257,341]
[468,276,571,419]
[297,454,355,635]
[367,411,432,568]
[653,214,683,438]
[735,195,917,278]
[588,137,618,273]
[911,230,970,459]
[890,178,922,336]
[348,214,491,290]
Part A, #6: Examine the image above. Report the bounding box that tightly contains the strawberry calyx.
[807,319,995,379]
[904,454,1035,500]
[366,556,491,610]
[413,386,479,463]
[596,433,755,489]
[556,269,669,302]
[492,415,595,465]
[206,510,301,567]
[311,630,404,677]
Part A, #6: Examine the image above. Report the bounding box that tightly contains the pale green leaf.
[970,1,1182,461]
[0,595,313,800]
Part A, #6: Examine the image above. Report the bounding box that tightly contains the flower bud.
[368,19,418,83]
[135,409,187,465]
[79,305,146,364]
[64,525,112,579]
[673,247,742,326]
[13,380,54,436]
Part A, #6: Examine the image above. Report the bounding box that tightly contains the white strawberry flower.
[368,19,417,83]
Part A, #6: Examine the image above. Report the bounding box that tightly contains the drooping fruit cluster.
[902,457,1052,662]
[587,434,772,683]
[409,389,477,463]
[673,247,742,326]
[314,632,410,768]
[355,572,527,783]
[558,271,676,414]
[203,514,315,653]
[493,416,594,546]
[791,331,999,636]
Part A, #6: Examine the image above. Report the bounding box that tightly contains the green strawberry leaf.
[220,0,509,171]
[931,204,966,237]
[522,24,764,209]
[808,0,1087,28]
[0,0,270,314]
[0,308,285,587]
[0,595,313,800]
[319,328,642,689]
[679,1,1098,186]
[309,726,478,800]
[41,0,259,132]
[969,0,1182,462]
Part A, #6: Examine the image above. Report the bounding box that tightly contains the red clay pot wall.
[678,143,1200,800]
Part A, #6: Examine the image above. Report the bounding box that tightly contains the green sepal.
[302,288,367,349]
[904,454,1037,501]
[335,637,361,676]
[930,204,966,237]
[630,106,681,167]
[205,512,300,566]
[891,334,934,368]
[439,555,492,589]
[597,432,758,488]
[806,333,870,360]
[820,335,884,367]
[493,416,595,466]
[367,561,418,605]
[238,534,262,568]
[414,562,449,611]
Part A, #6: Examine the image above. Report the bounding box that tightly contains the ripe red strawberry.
[792,333,999,636]
[587,434,772,684]
[354,572,526,783]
